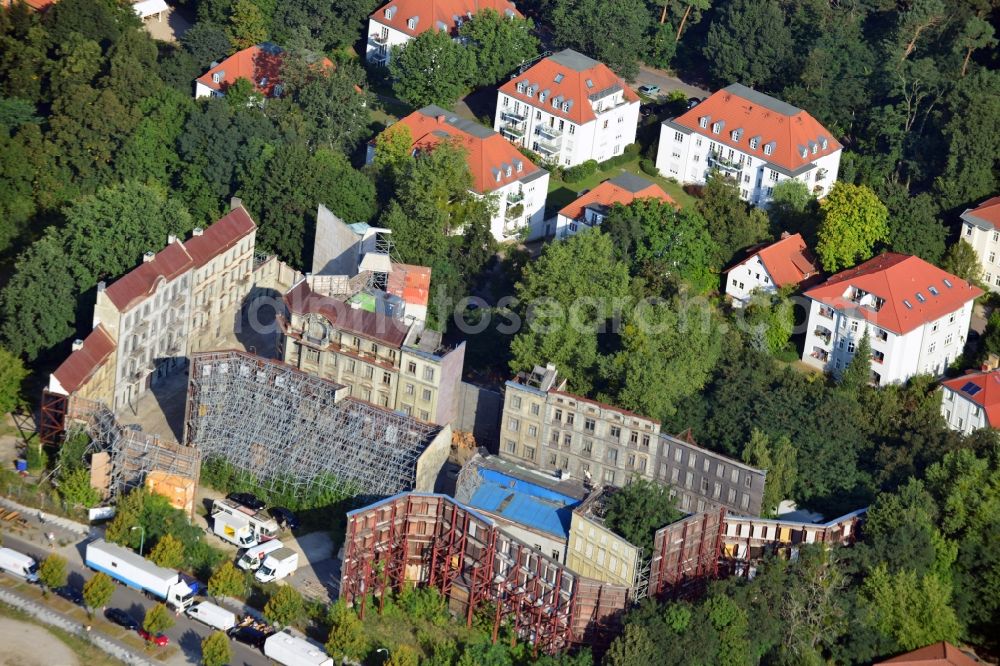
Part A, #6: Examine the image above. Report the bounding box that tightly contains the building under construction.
[340,492,630,655]
[184,351,451,500]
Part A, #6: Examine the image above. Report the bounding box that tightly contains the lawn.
[545,156,697,217]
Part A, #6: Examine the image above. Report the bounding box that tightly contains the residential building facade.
[555,173,674,239]
[370,105,549,241]
[278,276,465,424]
[939,370,1000,435]
[194,43,285,99]
[655,83,841,206]
[500,365,766,515]
[724,232,819,306]
[48,326,118,403]
[365,0,521,65]
[566,487,645,589]
[494,49,640,167]
[958,195,1000,293]
[801,253,982,385]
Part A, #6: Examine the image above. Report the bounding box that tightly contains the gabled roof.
[184,206,256,267]
[391,105,542,193]
[284,279,410,347]
[50,325,116,395]
[369,0,521,37]
[196,44,286,96]
[104,241,194,312]
[498,49,639,126]
[387,263,431,308]
[670,83,841,173]
[804,253,982,335]
[557,173,675,221]
[727,233,819,288]
[876,641,979,665]
[960,195,1000,231]
[940,371,1000,428]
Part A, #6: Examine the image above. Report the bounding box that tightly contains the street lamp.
[130,525,145,557]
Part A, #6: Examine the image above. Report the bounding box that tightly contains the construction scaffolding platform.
[184,350,446,500]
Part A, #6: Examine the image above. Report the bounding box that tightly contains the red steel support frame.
[39,390,68,447]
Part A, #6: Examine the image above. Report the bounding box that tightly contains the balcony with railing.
[501,110,526,124]
[536,124,563,141]
[506,190,524,204]
[708,151,743,175]
[818,305,835,320]
[370,32,389,44]
[813,326,832,345]
[501,123,525,140]
[810,347,829,362]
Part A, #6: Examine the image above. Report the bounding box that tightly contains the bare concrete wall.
[455,382,502,450]
[312,204,360,276]
[415,424,452,492]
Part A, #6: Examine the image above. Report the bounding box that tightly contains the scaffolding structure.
[185,350,443,499]
[340,492,629,656]
[648,509,726,600]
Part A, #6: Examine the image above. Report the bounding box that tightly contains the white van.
[186,601,237,632]
[238,539,284,571]
[254,548,298,583]
[0,547,39,583]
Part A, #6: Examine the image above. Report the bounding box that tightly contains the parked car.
[268,507,299,530]
[230,626,267,650]
[687,97,702,109]
[226,493,266,511]
[54,585,83,605]
[137,628,169,646]
[104,608,140,631]
[638,84,661,96]
[640,104,653,117]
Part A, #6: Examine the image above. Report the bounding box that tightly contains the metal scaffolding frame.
[185,351,443,500]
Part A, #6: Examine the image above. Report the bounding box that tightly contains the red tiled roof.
[728,233,819,288]
[672,83,841,172]
[391,106,541,193]
[549,389,661,425]
[369,0,520,38]
[50,325,116,395]
[498,49,638,126]
[284,280,409,347]
[557,174,674,221]
[184,206,256,267]
[387,263,431,308]
[876,641,979,665]
[104,241,194,312]
[804,253,983,335]
[1,0,57,11]
[961,195,1000,231]
[195,44,334,97]
[941,371,1000,428]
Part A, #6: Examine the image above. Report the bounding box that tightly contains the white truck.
[85,539,194,611]
[0,547,39,582]
[186,601,237,632]
[254,547,298,583]
[263,631,333,666]
[238,539,284,571]
[211,499,279,548]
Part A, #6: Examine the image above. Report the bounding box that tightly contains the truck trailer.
[254,547,298,583]
[212,498,279,543]
[263,631,332,666]
[85,539,194,610]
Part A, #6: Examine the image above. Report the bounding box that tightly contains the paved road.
[1,533,270,666]
[634,65,711,101]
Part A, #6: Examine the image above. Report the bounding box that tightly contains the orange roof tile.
[50,325,116,395]
[369,0,520,38]
[728,233,819,288]
[961,195,1000,231]
[876,642,980,665]
[941,371,1000,428]
[804,253,982,335]
[557,173,674,221]
[284,280,410,347]
[391,105,542,193]
[1,0,57,10]
[387,262,431,308]
[498,49,639,126]
[670,84,840,173]
[195,44,334,97]
[184,206,256,268]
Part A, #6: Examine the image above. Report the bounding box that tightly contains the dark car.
[104,608,140,631]
[230,626,267,650]
[687,97,702,110]
[640,104,653,117]
[137,628,169,647]
[227,492,266,511]
[55,585,83,605]
[269,507,300,530]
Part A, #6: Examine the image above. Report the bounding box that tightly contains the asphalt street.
[1,532,271,666]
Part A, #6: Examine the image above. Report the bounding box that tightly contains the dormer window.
[585,78,594,88]
[810,142,818,155]
[763,142,774,156]
[526,86,534,98]
[495,170,501,183]
[516,161,523,173]
[730,129,742,141]
[820,138,828,150]
[562,102,570,112]
[407,16,417,29]
[554,73,564,83]
[212,72,222,83]
[516,82,524,93]
[539,92,546,102]
[384,6,395,19]
[749,137,759,150]
[505,166,512,177]
[699,116,709,129]
[800,147,808,158]
[712,122,721,134]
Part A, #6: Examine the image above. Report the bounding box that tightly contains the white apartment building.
[655,83,842,207]
[801,253,982,385]
[370,105,549,241]
[958,195,1000,293]
[939,370,1000,435]
[724,232,819,306]
[494,49,640,167]
[555,173,674,239]
[365,0,520,65]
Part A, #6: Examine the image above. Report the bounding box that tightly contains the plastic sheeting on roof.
[133,0,168,18]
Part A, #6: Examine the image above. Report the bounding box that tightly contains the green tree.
[386,645,420,666]
[149,534,185,569]
[208,561,246,599]
[941,240,983,286]
[603,478,682,554]
[0,346,26,415]
[741,429,797,517]
[143,603,175,638]
[83,572,115,616]
[703,0,793,89]
[882,187,946,264]
[861,564,960,651]
[741,290,795,356]
[201,630,232,666]
[105,488,148,549]
[550,0,650,79]
[38,554,68,595]
[325,601,366,661]
[767,180,815,236]
[282,56,371,152]
[815,183,889,272]
[181,21,233,67]
[264,585,304,627]
[390,31,473,108]
[459,9,539,87]
[696,173,768,266]
[839,329,872,392]
[58,467,102,509]
[228,0,268,49]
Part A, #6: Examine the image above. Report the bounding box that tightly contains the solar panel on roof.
[961,382,983,396]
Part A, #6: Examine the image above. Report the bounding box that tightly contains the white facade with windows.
[364,15,412,65]
[726,255,776,304]
[940,383,990,435]
[958,196,1000,294]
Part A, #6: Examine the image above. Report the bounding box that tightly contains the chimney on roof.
[192,227,204,237]
[230,196,243,211]
[168,234,177,245]
[143,251,155,263]
[71,339,84,352]
[986,353,1000,371]
[97,281,106,293]
[780,231,790,239]
[436,114,446,124]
